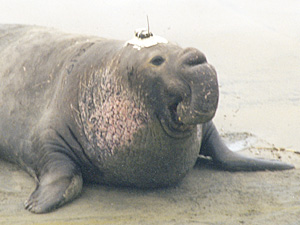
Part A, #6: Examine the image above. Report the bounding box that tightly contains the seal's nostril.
[184,55,206,66]
[182,48,207,66]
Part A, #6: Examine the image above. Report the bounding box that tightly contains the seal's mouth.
[159,102,195,139]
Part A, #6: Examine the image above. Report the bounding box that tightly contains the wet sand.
[0,0,299,224]
[0,145,300,225]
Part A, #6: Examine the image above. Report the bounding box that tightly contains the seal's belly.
[95,124,202,188]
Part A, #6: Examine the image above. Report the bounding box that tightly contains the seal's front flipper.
[24,152,83,213]
[200,121,294,171]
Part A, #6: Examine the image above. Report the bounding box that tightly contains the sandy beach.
[0,0,299,224]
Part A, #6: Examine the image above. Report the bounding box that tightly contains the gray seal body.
[0,25,293,213]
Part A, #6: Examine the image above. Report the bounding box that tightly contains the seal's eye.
[150,56,165,66]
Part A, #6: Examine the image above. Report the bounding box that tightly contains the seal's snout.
[176,48,219,125]
[181,48,207,67]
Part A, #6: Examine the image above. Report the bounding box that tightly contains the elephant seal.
[0,25,294,213]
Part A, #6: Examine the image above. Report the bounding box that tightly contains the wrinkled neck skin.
[78,46,202,187]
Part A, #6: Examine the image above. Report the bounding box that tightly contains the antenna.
[147,15,150,35]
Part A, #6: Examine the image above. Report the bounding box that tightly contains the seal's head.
[121,31,219,138]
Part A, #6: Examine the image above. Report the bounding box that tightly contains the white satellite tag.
[125,28,168,50]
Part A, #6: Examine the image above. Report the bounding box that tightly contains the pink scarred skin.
[79,68,150,156]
